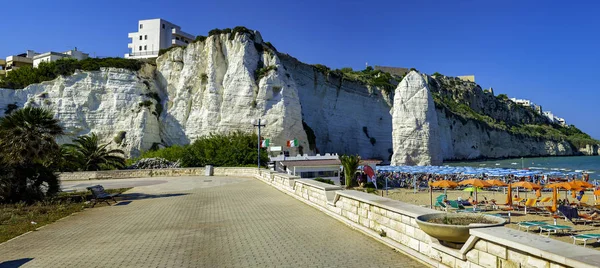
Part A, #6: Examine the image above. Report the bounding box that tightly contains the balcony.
[128,43,133,49]
[172,39,187,46]
[171,28,194,40]
[125,51,159,59]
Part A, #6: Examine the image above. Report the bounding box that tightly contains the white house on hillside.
[125,18,194,59]
[33,48,89,68]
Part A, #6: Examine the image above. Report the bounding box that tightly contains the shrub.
[496,94,509,100]
[432,72,443,77]
[255,65,277,81]
[114,131,126,145]
[195,35,207,42]
[138,145,187,162]
[137,132,268,168]
[314,178,334,185]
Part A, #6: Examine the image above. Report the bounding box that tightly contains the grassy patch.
[0,58,143,90]
[0,188,130,243]
[427,215,496,225]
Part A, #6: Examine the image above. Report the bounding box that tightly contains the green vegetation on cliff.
[431,88,598,149]
[0,58,143,90]
[312,65,400,94]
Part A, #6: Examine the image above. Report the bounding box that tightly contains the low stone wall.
[59,167,258,181]
[254,169,600,268]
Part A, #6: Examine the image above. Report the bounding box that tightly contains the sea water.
[445,155,600,181]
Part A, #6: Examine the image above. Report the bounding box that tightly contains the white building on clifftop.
[125,18,194,59]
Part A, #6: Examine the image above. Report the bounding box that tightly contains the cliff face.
[437,110,573,160]
[391,72,442,166]
[0,30,592,162]
[278,54,393,161]
[154,32,308,153]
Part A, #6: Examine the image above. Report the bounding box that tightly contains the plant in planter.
[415,213,506,246]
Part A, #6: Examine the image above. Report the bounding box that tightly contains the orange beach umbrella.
[570,180,594,189]
[458,179,491,204]
[505,183,513,206]
[431,180,459,189]
[485,179,508,187]
[511,181,542,190]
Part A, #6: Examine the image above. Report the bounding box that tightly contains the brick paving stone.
[0,176,425,267]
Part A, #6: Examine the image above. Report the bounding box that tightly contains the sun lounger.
[539,197,551,205]
[572,234,600,247]
[523,199,539,214]
[539,225,573,237]
[517,221,548,232]
[434,195,447,211]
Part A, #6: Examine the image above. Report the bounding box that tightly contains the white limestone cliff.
[0,31,591,161]
[391,71,442,165]
[0,67,161,156]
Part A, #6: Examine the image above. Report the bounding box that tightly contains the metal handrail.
[127,51,159,57]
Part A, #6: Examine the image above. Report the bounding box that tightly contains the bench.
[86,185,120,207]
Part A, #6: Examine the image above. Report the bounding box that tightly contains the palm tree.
[340,154,361,189]
[0,107,64,202]
[0,107,64,165]
[63,133,126,171]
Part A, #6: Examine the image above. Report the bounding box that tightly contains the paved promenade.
[0,176,423,267]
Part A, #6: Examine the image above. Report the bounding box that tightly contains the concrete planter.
[416,213,506,244]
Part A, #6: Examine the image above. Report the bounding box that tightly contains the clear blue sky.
[3,0,599,139]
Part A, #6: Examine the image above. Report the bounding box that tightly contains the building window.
[162,24,165,29]
[140,24,143,29]
[139,35,142,40]
[185,40,189,44]
[139,46,142,51]
[175,37,180,40]
[144,35,147,40]
[144,45,147,51]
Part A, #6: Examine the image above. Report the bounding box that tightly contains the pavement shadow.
[119,193,188,201]
[0,258,34,268]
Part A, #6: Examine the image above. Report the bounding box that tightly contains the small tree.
[63,133,126,171]
[339,154,360,189]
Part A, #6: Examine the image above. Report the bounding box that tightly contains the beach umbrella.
[570,180,594,189]
[485,179,508,187]
[505,183,513,206]
[458,179,491,205]
[511,181,542,190]
[510,181,541,199]
[552,187,558,212]
[431,180,458,197]
[431,180,459,188]
[463,187,483,192]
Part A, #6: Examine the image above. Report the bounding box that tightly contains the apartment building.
[125,18,194,59]
[5,50,38,72]
[0,59,5,77]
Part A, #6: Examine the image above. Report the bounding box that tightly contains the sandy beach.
[373,187,600,249]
